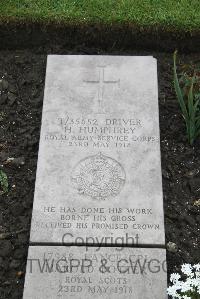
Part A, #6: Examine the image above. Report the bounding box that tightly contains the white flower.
[191,277,200,287]
[195,278,200,294]
[167,283,184,298]
[197,272,200,279]
[194,264,200,271]
[180,280,192,292]
[168,264,200,299]
[170,273,181,283]
[181,264,193,276]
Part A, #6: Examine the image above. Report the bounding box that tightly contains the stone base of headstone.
[23,246,167,299]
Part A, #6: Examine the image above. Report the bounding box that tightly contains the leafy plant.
[168,264,200,299]
[0,169,8,195]
[173,51,200,145]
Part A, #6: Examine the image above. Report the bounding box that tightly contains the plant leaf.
[196,116,200,129]
[173,51,189,121]
[0,170,8,195]
[188,81,194,118]
[195,128,200,138]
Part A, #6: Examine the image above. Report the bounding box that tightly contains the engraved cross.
[83,66,120,113]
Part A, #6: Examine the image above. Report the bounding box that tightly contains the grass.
[0,0,200,33]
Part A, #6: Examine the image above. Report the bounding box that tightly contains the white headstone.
[30,55,165,246]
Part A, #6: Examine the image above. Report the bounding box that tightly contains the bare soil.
[0,47,199,299]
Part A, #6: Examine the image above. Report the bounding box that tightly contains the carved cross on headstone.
[83,66,120,113]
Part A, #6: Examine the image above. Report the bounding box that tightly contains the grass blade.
[0,170,8,195]
[173,51,189,121]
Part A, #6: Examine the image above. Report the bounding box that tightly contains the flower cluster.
[168,264,200,299]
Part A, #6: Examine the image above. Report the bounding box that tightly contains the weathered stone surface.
[30,55,165,245]
[23,246,167,299]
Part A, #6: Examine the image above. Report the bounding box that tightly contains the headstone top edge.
[47,54,156,60]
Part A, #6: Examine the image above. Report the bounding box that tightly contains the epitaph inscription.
[30,55,165,245]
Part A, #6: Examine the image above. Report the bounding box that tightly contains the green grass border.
[1,0,200,34]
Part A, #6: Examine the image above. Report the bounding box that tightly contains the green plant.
[0,169,8,195]
[173,51,200,145]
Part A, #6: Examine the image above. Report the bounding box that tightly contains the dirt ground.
[0,47,200,299]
